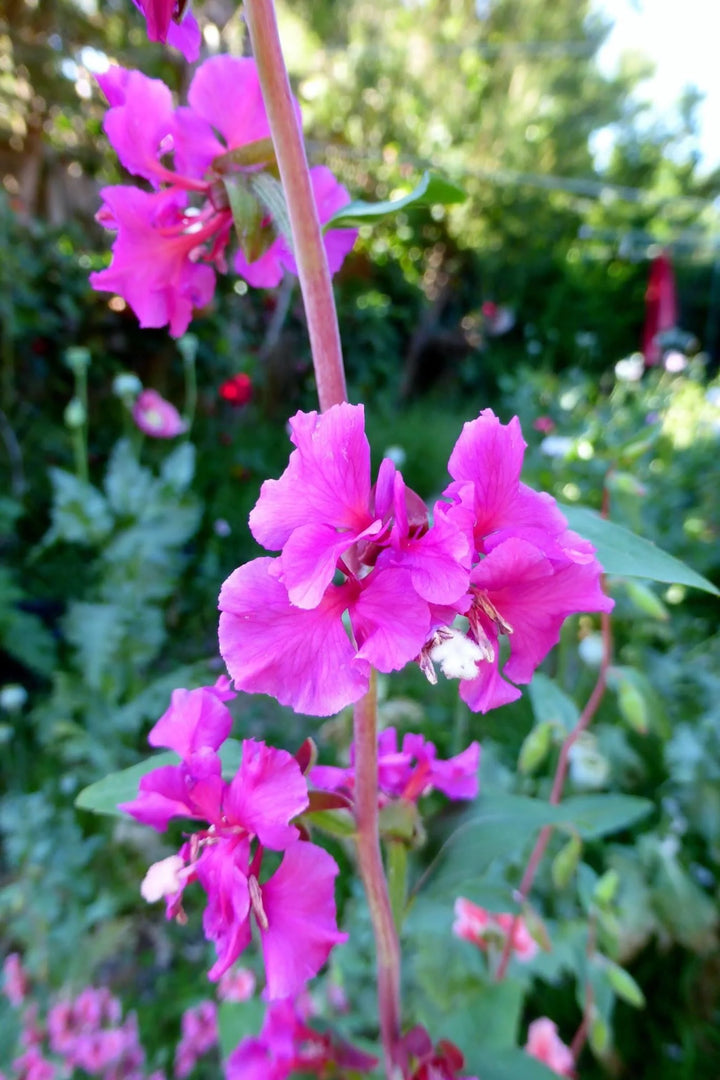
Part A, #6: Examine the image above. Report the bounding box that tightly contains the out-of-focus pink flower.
[131,0,201,62]
[481,300,515,336]
[219,373,253,406]
[2,952,27,1007]
[533,415,556,434]
[132,389,187,438]
[218,967,256,1002]
[453,898,538,963]
[174,1001,218,1079]
[11,1048,56,1080]
[525,1019,575,1077]
[226,998,377,1080]
[311,727,479,807]
[91,58,357,336]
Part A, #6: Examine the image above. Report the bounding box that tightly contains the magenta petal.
[165,9,201,62]
[218,559,370,717]
[278,166,358,277]
[197,843,253,982]
[225,740,308,849]
[459,654,522,714]
[430,742,481,800]
[260,844,347,1000]
[99,67,176,186]
[172,107,225,181]
[249,404,373,552]
[119,764,198,830]
[148,686,233,757]
[281,519,382,610]
[187,57,273,152]
[351,568,431,672]
[233,241,286,289]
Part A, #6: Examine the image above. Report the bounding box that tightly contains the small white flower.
[0,684,28,712]
[112,372,143,399]
[615,353,644,382]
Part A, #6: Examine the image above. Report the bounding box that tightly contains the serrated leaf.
[75,739,243,816]
[64,601,125,693]
[104,439,156,517]
[324,172,467,229]
[561,504,719,595]
[160,442,196,493]
[44,468,114,546]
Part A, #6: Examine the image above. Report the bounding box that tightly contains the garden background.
[1,0,719,1077]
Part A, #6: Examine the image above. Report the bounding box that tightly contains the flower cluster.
[226,997,378,1080]
[218,404,612,716]
[311,726,480,805]
[174,1001,217,1079]
[120,679,346,999]
[452,898,538,963]
[2,958,161,1080]
[90,57,357,336]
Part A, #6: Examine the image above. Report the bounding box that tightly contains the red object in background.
[219,373,253,406]
[642,251,677,365]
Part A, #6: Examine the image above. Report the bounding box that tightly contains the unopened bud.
[551,834,583,890]
[64,397,86,429]
[0,684,27,712]
[589,1008,610,1056]
[623,580,668,621]
[112,372,143,400]
[177,333,198,367]
[64,346,91,373]
[615,672,650,735]
[593,868,620,907]
[518,721,555,774]
[602,959,645,1008]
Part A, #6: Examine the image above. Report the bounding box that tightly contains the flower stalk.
[243,0,347,411]
[353,674,402,1077]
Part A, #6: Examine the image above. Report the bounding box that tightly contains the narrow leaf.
[562,505,719,595]
[324,172,466,229]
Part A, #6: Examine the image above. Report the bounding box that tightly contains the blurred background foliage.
[1,0,719,1078]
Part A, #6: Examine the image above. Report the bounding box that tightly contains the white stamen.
[429,628,486,681]
[140,855,186,903]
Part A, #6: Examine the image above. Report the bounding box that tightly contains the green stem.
[243,0,348,411]
[183,350,197,433]
[353,674,402,1077]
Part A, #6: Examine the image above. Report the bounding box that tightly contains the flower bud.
[518,721,555,774]
[112,372,143,400]
[177,333,199,367]
[64,346,91,373]
[0,683,27,712]
[593,868,620,907]
[602,958,645,1008]
[64,397,86,429]
[551,834,582,890]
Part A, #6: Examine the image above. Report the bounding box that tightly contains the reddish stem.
[495,607,613,982]
[353,675,402,1077]
[243,0,347,411]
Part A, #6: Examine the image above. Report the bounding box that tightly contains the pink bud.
[132,389,187,439]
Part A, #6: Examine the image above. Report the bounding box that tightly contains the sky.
[595,0,720,171]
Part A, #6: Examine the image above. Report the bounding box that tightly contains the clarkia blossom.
[453,897,538,963]
[311,727,480,805]
[219,404,611,716]
[90,58,357,336]
[218,402,472,715]
[226,998,378,1080]
[120,681,346,998]
[524,1019,575,1077]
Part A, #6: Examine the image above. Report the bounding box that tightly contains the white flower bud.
[0,683,27,712]
[64,397,86,429]
[112,372,143,399]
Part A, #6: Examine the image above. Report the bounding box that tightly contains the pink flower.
[132,388,187,438]
[525,1019,575,1077]
[453,898,538,963]
[121,682,346,998]
[226,998,377,1080]
[218,967,256,1002]
[131,0,201,62]
[174,1001,217,1079]
[2,952,27,1007]
[311,727,480,806]
[533,415,556,434]
[218,403,471,716]
[91,59,357,336]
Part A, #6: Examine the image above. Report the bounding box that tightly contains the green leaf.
[324,172,466,229]
[218,998,265,1060]
[104,439,156,517]
[160,442,196,493]
[600,957,646,1008]
[75,739,243,816]
[249,172,293,245]
[470,1048,564,1080]
[64,602,125,692]
[560,794,653,839]
[43,468,114,547]
[561,505,719,596]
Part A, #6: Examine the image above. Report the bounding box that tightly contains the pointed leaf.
[324,172,466,229]
[561,505,719,595]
